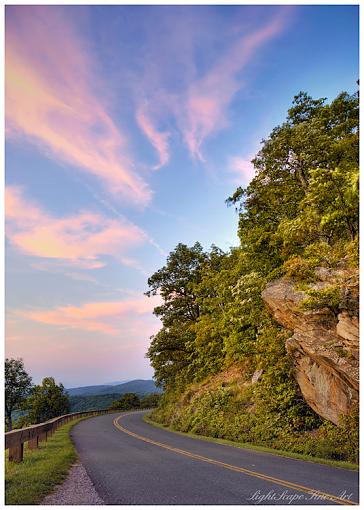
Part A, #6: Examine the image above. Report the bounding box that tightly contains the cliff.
[262,268,359,425]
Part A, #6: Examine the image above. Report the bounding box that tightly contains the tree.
[5,358,32,431]
[24,377,70,424]
[146,242,208,388]
[227,90,359,274]
[110,393,140,410]
[140,392,162,408]
[146,242,207,326]
[189,247,242,379]
[147,325,196,387]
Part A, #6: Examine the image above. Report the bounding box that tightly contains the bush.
[110,392,140,410]
[140,393,162,408]
[283,257,315,282]
[301,286,342,314]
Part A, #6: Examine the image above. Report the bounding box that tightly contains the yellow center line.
[113,413,358,506]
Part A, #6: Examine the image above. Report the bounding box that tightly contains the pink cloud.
[6,186,148,269]
[5,318,159,385]
[179,12,290,160]
[138,9,291,163]
[229,156,256,185]
[136,106,170,169]
[6,6,151,205]
[17,295,161,335]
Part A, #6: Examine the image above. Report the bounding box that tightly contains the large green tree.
[227,91,359,274]
[146,242,207,388]
[146,242,207,326]
[24,377,70,424]
[5,358,32,431]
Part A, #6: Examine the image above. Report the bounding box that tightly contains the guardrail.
[5,408,114,463]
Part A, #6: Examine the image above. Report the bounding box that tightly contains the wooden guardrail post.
[28,436,39,449]
[9,443,23,463]
[39,431,47,443]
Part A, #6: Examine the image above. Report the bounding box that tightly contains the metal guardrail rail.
[5,408,114,462]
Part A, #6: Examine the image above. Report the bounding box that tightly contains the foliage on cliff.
[146,90,359,463]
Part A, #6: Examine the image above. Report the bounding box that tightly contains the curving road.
[71,411,359,505]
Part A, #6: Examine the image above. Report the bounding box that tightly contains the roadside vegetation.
[5,418,84,505]
[5,358,32,431]
[5,358,71,431]
[143,414,358,471]
[145,90,359,464]
[110,392,161,410]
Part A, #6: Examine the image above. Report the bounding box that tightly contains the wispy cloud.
[136,105,171,169]
[5,318,159,385]
[30,261,101,284]
[75,180,167,258]
[136,8,292,163]
[178,12,290,161]
[6,6,151,205]
[229,155,256,185]
[5,186,148,269]
[17,295,161,335]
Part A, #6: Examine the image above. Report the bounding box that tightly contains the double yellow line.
[113,414,358,506]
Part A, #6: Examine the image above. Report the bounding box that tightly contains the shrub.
[301,286,342,314]
[283,256,315,282]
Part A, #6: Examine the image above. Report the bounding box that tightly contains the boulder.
[262,269,359,425]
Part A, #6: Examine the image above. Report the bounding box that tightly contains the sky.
[5,4,359,387]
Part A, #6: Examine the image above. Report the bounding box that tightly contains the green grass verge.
[143,414,358,472]
[5,417,87,505]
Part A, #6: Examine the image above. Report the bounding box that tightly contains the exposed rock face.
[262,269,359,425]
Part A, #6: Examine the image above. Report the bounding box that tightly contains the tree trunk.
[295,164,309,190]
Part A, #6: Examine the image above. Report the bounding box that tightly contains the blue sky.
[5,5,359,386]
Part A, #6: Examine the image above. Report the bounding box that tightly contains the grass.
[143,414,358,472]
[5,417,86,505]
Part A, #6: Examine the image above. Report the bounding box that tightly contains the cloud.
[5,6,151,205]
[229,156,256,185]
[5,186,148,269]
[179,12,290,161]
[136,8,292,163]
[136,106,171,169]
[5,315,159,385]
[17,295,161,335]
[29,261,101,284]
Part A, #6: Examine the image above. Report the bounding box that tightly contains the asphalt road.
[71,411,359,505]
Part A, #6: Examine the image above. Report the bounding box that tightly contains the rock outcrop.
[262,269,359,425]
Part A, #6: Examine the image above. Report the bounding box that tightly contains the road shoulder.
[41,462,104,505]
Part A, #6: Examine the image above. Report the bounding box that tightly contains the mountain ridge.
[67,379,160,397]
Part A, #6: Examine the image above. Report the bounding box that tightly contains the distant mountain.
[66,384,112,397]
[67,379,160,397]
[109,380,161,396]
[105,379,130,386]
